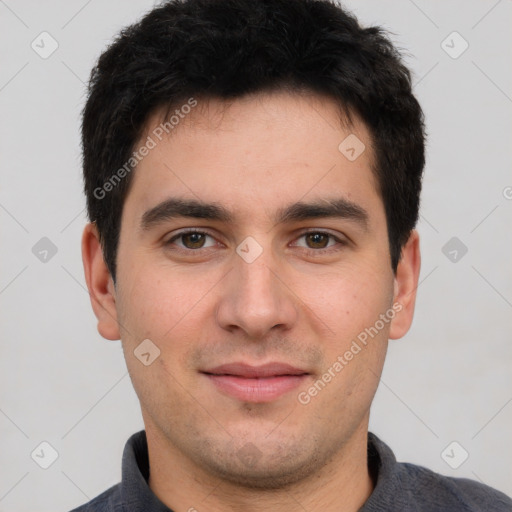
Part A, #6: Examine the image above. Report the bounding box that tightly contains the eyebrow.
[140,196,369,232]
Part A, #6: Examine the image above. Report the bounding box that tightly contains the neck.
[146,422,375,512]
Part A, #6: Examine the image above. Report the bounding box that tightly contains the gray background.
[0,0,511,511]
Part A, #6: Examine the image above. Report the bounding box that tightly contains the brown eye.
[181,232,206,249]
[166,230,216,250]
[292,231,346,254]
[305,232,330,249]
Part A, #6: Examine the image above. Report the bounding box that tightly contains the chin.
[195,441,323,490]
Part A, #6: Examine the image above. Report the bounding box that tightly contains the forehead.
[123,91,382,228]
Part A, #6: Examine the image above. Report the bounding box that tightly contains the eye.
[292,231,345,253]
[164,229,346,255]
[165,229,217,250]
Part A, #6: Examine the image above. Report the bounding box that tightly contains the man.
[73,0,512,510]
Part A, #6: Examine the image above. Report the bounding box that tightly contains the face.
[83,90,420,489]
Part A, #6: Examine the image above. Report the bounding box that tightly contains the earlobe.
[388,229,421,340]
[81,222,121,341]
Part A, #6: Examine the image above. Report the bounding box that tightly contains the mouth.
[200,362,310,403]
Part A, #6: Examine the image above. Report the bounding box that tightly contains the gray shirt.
[69,430,512,511]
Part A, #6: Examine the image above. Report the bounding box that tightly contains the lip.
[203,362,308,378]
[201,362,310,403]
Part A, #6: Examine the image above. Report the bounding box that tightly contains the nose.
[215,249,298,340]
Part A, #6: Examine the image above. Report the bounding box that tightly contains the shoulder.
[366,433,512,512]
[67,483,122,512]
[396,460,512,511]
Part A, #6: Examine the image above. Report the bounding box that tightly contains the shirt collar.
[120,430,173,511]
[359,432,412,511]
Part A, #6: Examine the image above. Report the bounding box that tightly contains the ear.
[81,222,120,340]
[388,229,421,340]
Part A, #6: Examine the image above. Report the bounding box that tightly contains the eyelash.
[165,228,347,256]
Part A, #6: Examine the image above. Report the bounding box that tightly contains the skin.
[82,90,421,512]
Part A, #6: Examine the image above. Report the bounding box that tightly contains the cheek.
[302,269,391,420]
[299,266,392,341]
[116,266,206,408]
[117,262,222,352]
